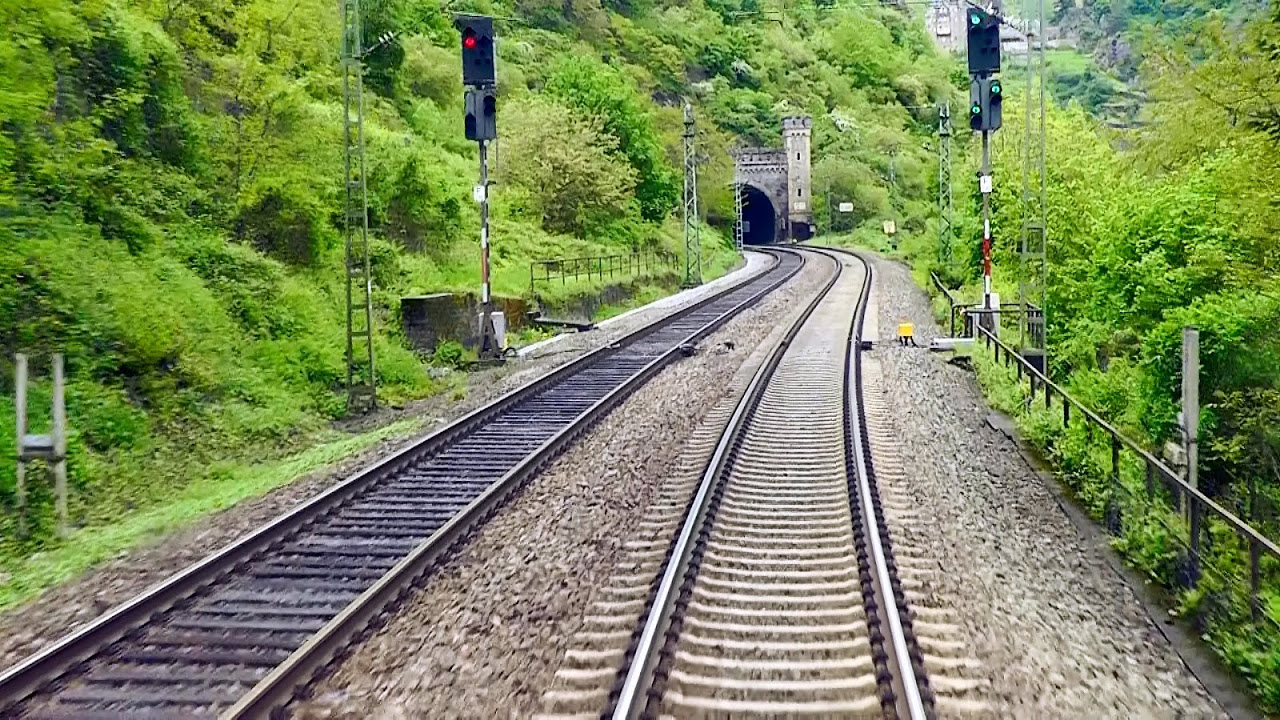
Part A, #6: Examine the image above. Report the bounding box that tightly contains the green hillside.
[0,1,951,597]
[913,7,1280,709]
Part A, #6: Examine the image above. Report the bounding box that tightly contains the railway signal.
[465,86,497,141]
[968,77,1003,132]
[457,15,495,87]
[458,15,502,360]
[966,6,1004,320]
[966,7,1001,75]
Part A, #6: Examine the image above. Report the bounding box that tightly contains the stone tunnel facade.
[731,116,814,244]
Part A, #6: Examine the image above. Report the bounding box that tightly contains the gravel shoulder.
[866,254,1226,718]
[291,256,832,719]
[0,253,770,672]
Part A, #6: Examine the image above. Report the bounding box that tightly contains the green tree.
[498,97,639,236]
[545,54,680,222]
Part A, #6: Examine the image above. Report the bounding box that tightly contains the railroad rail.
[598,247,930,719]
[0,250,804,719]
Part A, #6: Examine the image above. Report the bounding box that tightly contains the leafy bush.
[545,54,680,222]
[498,97,640,236]
[236,182,332,266]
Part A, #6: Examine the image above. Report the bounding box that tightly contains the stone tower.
[783,116,813,240]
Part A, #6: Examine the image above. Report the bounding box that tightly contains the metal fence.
[971,318,1280,624]
[529,251,678,296]
[931,272,1041,339]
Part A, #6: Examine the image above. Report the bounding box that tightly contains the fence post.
[53,354,67,536]
[1045,379,1051,410]
[15,354,27,535]
[1111,435,1120,486]
[1189,497,1202,586]
[1250,539,1261,620]
[1063,398,1070,428]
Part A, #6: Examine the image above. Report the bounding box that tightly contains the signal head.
[457,15,496,87]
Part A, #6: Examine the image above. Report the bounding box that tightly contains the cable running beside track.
[605,248,931,720]
[0,250,803,720]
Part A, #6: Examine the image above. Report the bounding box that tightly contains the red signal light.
[463,33,477,50]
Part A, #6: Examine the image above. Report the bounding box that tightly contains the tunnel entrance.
[741,185,777,245]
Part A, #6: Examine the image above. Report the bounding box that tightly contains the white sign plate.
[883,220,897,235]
[794,201,807,211]
[838,202,854,213]
[473,184,486,203]
[979,175,992,194]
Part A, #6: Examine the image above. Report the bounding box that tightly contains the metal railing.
[931,272,1041,339]
[973,321,1280,623]
[529,251,678,296]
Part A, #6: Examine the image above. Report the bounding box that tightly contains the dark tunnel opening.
[741,185,777,245]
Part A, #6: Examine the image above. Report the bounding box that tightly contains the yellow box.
[897,323,914,338]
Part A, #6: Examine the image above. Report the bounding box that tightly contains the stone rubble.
[291,260,830,719]
[0,253,779,672]
[865,254,1225,719]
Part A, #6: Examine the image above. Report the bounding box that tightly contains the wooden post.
[15,354,27,535]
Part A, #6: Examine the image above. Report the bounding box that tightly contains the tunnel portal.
[741,185,778,245]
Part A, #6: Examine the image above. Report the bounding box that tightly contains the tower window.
[796,153,801,160]
[797,188,803,197]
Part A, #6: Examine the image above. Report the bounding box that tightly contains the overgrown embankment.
[0,0,951,605]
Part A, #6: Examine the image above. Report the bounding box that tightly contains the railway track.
[0,250,805,720]
[536,247,935,719]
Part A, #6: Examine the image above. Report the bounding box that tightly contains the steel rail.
[839,248,928,720]
[0,249,802,719]
[609,250,841,719]
[611,247,926,719]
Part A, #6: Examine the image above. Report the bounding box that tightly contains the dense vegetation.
[0,1,949,600]
[905,3,1280,707]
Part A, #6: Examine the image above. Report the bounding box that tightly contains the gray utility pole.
[15,354,68,537]
[1182,327,1201,577]
[682,102,701,288]
[341,0,376,413]
[938,103,954,264]
[1182,327,1199,493]
[1019,0,1049,375]
[733,181,745,253]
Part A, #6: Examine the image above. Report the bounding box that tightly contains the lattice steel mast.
[938,102,954,265]
[341,0,376,412]
[1019,0,1048,373]
[682,102,702,287]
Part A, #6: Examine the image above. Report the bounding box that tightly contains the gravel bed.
[0,254,772,672]
[291,259,832,719]
[865,254,1225,718]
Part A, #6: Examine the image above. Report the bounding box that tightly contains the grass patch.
[0,416,427,611]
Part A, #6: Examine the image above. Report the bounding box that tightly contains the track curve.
[0,250,804,720]
[600,247,930,720]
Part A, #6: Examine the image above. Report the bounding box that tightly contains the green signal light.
[970,11,980,24]
[991,81,1002,95]
[971,103,981,115]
